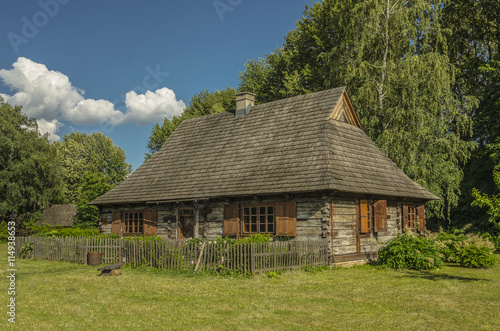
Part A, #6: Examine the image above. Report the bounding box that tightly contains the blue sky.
[0,0,313,170]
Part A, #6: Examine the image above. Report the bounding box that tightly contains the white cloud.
[0,57,186,139]
[37,119,62,141]
[68,99,124,125]
[123,88,185,125]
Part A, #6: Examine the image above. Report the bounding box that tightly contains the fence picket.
[16,236,329,274]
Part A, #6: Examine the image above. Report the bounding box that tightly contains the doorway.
[178,207,195,239]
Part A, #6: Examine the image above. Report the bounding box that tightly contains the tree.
[56,132,132,203]
[239,0,475,223]
[74,172,112,228]
[0,100,65,217]
[444,0,499,231]
[145,87,236,159]
[472,170,500,233]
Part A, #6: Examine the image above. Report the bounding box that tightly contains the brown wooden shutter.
[286,201,297,237]
[402,205,409,230]
[144,209,158,236]
[112,210,121,235]
[276,202,297,236]
[223,204,240,236]
[373,200,387,232]
[359,200,370,233]
[417,204,425,234]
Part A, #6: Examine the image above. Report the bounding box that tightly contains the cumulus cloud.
[123,88,185,125]
[0,57,186,139]
[37,119,62,141]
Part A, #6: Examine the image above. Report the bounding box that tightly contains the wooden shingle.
[90,87,438,205]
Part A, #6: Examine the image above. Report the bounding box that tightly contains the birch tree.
[239,0,475,222]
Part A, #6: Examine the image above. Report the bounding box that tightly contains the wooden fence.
[15,236,329,274]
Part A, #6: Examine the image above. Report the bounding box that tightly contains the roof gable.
[329,91,362,129]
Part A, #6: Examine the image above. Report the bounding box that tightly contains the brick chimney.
[235,92,255,117]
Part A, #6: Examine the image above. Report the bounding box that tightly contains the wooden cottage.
[90,87,438,263]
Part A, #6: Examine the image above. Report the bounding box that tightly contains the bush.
[378,233,443,270]
[429,227,497,268]
[428,228,468,263]
[238,233,271,244]
[0,213,41,240]
[457,245,497,268]
[29,225,100,237]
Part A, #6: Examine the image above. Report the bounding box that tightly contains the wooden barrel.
[87,252,103,266]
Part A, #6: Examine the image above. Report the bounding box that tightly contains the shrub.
[378,233,443,270]
[238,233,271,244]
[0,213,41,240]
[427,228,468,263]
[457,245,497,268]
[29,225,100,237]
[429,227,497,268]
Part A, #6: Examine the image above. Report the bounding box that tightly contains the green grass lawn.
[1,243,499,330]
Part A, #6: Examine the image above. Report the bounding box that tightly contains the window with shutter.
[223,204,240,236]
[402,205,417,232]
[224,202,297,237]
[359,200,371,233]
[112,209,157,236]
[373,200,387,232]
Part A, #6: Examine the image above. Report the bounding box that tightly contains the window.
[359,200,387,234]
[403,204,425,233]
[223,202,296,237]
[111,210,157,236]
[124,211,144,234]
[242,205,274,234]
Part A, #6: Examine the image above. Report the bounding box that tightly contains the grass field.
[1,243,499,330]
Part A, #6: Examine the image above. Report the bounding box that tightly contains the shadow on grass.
[400,271,492,282]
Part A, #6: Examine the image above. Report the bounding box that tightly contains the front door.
[178,207,195,239]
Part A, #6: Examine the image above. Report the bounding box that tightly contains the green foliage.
[74,172,112,228]
[0,101,65,217]
[428,229,467,263]
[56,132,132,204]
[378,233,443,270]
[238,233,271,244]
[239,0,475,223]
[429,227,497,268]
[457,245,497,269]
[145,87,236,159]
[0,213,41,240]
[265,270,282,278]
[472,171,500,232]
[445,0,499,233]
[28,225,100,237]
[300,265,330,273]
[19,241,33,258]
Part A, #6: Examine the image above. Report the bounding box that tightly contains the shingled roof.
[38,204,77,227]
[91,87,438,205]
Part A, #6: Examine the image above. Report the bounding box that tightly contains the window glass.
[240,204,276,235]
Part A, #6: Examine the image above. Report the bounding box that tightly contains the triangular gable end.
[329,91,362,129]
